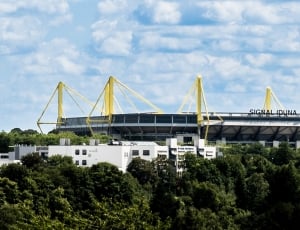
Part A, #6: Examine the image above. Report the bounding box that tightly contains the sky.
[1,0,300,133]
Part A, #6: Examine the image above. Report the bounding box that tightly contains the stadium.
[37,76,300,147]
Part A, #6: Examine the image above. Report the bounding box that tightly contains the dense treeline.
[1,129,300,229]
[0,129,110,152]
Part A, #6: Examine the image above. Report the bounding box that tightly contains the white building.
[0,152,12,166]
[167,136,217,175]
[48,139,169,172]
[0,145,49,166]
[0,137,216,173]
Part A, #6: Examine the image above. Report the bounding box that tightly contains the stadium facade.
[38,76,300,147]
[56,112,300,147]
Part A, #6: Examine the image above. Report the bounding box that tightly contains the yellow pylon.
[263,86,284,111]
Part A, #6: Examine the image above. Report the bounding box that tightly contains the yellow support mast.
[263,86,285,111]
[104,76,115,123]
[196,75,209,139]
[87,76,163,135]
[196,76,204,125]
[37,81,95,133]
[177,75,210,141]
[57,81,64,126]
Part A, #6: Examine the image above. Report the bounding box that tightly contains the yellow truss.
[177,75,222,142]
[37,82,95,133]
[87,76,163,135]
[263,86,285,111]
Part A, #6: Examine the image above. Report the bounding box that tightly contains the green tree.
[184,154,222,186]
[214,155,246,192]
[267,163,300,203]
[0,132,9,153]
[192,181,233,212]
[127,157,159,186]
[0,163,29,187]
[0,204,24,230]
[241,154,274,176]
[46,155,73,167]
[270,142,296,165]
[244,173,270,211]
[0,177,20,204]
[245,142,268,155]
[223,144,246,155]
[89,162,139,204]
[21,152,44,169]
[49,187,73,222]
[85,198,168,230]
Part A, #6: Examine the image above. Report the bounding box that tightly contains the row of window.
[132,149,150,156]
[75,149,87,155]
[75,160,87,166]
[75,149,151,157]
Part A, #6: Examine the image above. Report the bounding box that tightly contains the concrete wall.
[13,145,36,160]
[48,143,169,172]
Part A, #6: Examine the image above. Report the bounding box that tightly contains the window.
[82,149,87,155]
[82,160,87,166]
[75,149,80,155]
[132,150,139,156]
[75,160,79,165]
[183,136,192,144]
[143,150,150,156]
[206,151,213,157]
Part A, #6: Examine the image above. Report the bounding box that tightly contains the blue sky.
[1,0,300,133]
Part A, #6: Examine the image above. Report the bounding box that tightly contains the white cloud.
[92,20,118,42]
[0,16,44,52]
[0,0,72,26]
[56,56,84,75]
[99,31,132,55]
[197,1,244,24]
[153,1,181,24]
[195,1,300,25]
[0,2,19,14]
[213,39,240,52]
[0,0,70,14]
[225,83,246,93]
[28,0,70,14]
[2,0,300,131]
[271,28,300,52]
[98,0,128,15]
[22,39,85,75]
[281,58,300,68]
[138,32,201,51]
[91,20,133,56]
[245,54,273,67]
[49,14,72,26]
[211,57,242,79]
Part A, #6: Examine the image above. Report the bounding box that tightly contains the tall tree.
[0,132,9,153]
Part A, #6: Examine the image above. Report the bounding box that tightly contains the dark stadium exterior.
[56,112,300,146]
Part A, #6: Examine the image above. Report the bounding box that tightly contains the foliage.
[0,132,10,153]
[21,152,44,169]
[1,130,300,228]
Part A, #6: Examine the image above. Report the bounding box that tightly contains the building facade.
[48,140,169,172]
[0,137,216,173]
